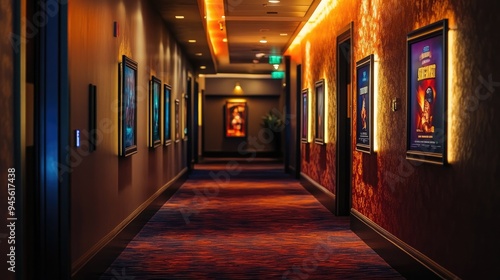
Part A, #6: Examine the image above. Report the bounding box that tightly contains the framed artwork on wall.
[118,55,138,157]
[406,19,448,164]
[225,101,247,138]
[164,84,172,146]
[175,99,180,143]
[183,93,188,140]
[149,76,162,148]
[89,84,97,153]
[314,79,325,144]
[301,88,309,143]
[355,54,374,154]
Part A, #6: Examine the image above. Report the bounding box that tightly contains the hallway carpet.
[100,161,404,279]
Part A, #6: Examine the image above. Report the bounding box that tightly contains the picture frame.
[118,55,138,157]
[175,99,180,143]
[163,84,172,146]
[301,88,309,143]
[89,84,97,152]
[314,79,325,144]
[355,54,374,154]
[183,93,188,141]
[149,76,162,148]
[225,101,247,138]
[406,19,448,164]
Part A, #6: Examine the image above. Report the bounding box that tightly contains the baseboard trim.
[350,209,460,280]
[71,168,188,279]
[300,172,336,214]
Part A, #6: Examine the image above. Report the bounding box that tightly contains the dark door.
[336,24,353,216]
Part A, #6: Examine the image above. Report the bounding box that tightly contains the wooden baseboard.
[350,209,460,280]
[300,173,336,214]
[71,168,188,279]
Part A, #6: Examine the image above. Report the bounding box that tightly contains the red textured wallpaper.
[289,0,500,278]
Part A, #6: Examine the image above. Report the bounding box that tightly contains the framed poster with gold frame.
[314,79,325,145]
[225,101,247,138]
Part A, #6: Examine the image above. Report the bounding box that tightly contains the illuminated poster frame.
[355,54,374,153]
[301,88,309,143]
[314,79,325,145]
[225,101,247,138]
[149,76,162,148]
[118,55,138,157]
[406,19,448,164]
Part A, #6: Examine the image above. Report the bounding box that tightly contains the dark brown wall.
[68,0,190,271]
[203,77,283,154]
[288,0,500,278]
[205,77,282,96]
[0,1,15,280]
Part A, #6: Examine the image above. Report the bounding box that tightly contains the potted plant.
[261,110,284,153]
[261,110,284,131]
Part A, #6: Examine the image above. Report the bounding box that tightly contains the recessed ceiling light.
[255,53,266,58]
[268,0,280,3]
[195,53,203,56]
[222,38,227,42]
[188,39,196,43]
[260,38,267,43]
[200,66,206,69]
[280,33,288,36]
[175,16,184,19]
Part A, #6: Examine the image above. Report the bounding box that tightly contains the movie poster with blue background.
[151,79,161,146]
[408,32,445,157]
[356,57,371,152]
[164,85,172,145]
[123,64,136,149]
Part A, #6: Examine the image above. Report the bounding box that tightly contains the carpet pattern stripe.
[100,163,404,279]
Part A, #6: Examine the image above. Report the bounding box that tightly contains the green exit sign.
[271,71,285,79]
[268,55,281,64]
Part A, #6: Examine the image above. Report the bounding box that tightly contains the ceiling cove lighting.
[204,0,228,58]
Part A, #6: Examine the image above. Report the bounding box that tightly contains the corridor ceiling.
[150,0,322,74]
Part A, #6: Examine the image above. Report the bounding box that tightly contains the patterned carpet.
[100,161,404,279]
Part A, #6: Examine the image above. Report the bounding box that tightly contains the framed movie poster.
[118,55,138,157]
[149,76,161,148]
[356,54,374,153]
[225,101,247,138]
[89,84,97,153]
[175,99,180,143]
[315,79,325,144]
[183,93,188,140]
[164,84,172,146]
[406,19,448,164]
[301,88,309,143]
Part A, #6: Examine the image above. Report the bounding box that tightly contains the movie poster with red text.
[407,20,447,163]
